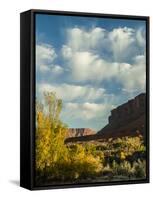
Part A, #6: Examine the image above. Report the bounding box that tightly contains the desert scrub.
[132,159,146,178]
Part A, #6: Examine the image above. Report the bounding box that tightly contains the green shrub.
[132,159,146,178]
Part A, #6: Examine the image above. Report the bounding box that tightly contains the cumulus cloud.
[66,27,107,51]
[63,26,145,62]
[38,83,106,102]
[136,27,146,48]
[61,45,73,59]
[67,51,118,82]
[61,26,146,93]
[36,27,146,94]
[50,65,64,75]
[109,27,135,62]
[36,43,64,76]
[60,102,116,131]
[61,49,145,93]
[36,43,57,71]
[62,102,114,120]
[37,82,117,130]
[119,55,146,92]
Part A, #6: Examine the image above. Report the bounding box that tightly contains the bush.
[102,164,113,177]
[132,159,146,178]
[68,144,102,180]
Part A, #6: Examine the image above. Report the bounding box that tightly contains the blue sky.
[36,14,146,131]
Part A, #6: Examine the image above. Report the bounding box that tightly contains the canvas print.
[35,13,147,186]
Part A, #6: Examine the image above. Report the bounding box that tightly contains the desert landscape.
[35,92,146,186]
[35,13,147,186]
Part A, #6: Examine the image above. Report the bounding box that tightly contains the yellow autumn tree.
[35,92,69,173]
[35,92,103,184]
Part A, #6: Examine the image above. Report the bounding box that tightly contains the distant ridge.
[67,128,95,138]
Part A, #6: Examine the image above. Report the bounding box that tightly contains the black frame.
[20,9,150,190]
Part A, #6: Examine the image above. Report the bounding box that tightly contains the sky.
[35,14,146,131]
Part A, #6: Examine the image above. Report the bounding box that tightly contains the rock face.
[67,128,96,138]
[65,93,146,144]
[108,93,145,129]
[97,93,146,137]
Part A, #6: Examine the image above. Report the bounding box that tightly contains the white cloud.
[38,83,106,102]
[50,65,64,75]
[37,82,118,130]
[61,101,116,131]
[119,55,146,92]
[66,27,107,51]
[108,27,135,62]
[61,45,73,59]
[38,64,50,72]
[64,26,145,61]
[136,28,146,47]
[68,51,119,82]
[61,26,146,93]
[36,43,64,76]
[63,49,145,93]
[36,43,57,72]
[36,27,146,94]
[62,102,114,120]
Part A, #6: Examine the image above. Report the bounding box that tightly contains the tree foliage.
[35,92,102,184]
[36,92,68,171]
